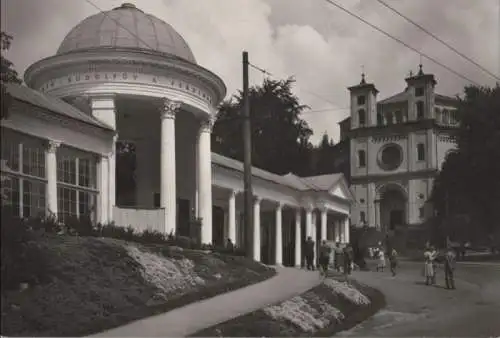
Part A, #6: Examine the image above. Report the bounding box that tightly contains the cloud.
[2,0,498,144]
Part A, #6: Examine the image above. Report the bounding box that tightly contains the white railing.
[113,206,165,233]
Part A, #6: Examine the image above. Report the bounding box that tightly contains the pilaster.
[45,140,60,217]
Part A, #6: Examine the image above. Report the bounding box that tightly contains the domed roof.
[57,3,196,63]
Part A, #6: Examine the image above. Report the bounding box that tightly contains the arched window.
[416,101,424,119]
[360,211,366,223]
[377,112,383,126]
[443,109,449,124]
[386,112,393,125]
[417,143,425,161]
[358,150,366,168]
[358,109,366,126]
[395,111,403,123]
[435,108,441,123]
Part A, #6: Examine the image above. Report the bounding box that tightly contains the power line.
[321,0,482,86]
[83,0,157,52]
[374,0,499,81]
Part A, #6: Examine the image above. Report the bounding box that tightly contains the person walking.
[444,247,457,290]
[319,240,331,277]
[376,248,386,272]
[389,248,398,276]
[305,237,315,271]
[334,242,343,273]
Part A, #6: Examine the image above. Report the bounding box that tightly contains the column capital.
[200,115,216,133]
[160,98,182,120]
[253,196,262,204]
[275,202,283,211]
[228,189,239,198]
[47,140,61,153]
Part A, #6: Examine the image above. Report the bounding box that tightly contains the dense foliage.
[431,84,500,243]
[1,31,22,120]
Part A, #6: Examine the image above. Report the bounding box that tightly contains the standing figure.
[444,248,456,290]
[424,246,437,285]
[430,246,438,284]
[376,248,386,272]
[334,242,344,273]
[319,240,331,277]
[305,237,315,271]
[389,248,398,276]
[343,244,354,275]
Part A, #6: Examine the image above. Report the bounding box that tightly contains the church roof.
[57,3,196,64]
[5,83,113,131]
[377,91,409,105]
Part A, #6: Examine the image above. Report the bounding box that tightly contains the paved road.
[90,267,321,337]
[339,261,500,337]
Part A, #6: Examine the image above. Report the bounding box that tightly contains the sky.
[1,0,499,144]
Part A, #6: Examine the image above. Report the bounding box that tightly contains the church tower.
[347,65,457,238]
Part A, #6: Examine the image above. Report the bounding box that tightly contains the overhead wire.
[321,0,482,86]
[373,0,499,81]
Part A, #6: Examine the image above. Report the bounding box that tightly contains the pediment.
[328,176,355,202]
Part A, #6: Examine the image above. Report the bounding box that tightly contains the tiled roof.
[212,152,345,193]
[377,91,408,105]
[435,93,459,102]
[5,83,114,131]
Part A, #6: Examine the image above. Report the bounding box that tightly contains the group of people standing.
[304,237,354,277]
[373,245,398,276]
[424,245,457,290]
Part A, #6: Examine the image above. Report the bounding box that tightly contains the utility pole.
[242,51,254,260]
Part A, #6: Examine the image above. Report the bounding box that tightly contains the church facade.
[1,3,353,266]
[339,67,459,233]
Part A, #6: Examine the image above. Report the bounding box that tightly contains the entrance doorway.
[379,188,407,233]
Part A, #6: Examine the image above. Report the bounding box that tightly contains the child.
[389,248,398,276]
[376,249,386,272]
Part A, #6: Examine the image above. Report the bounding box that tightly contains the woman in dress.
[424,246,437,285]
[376,248,386,272]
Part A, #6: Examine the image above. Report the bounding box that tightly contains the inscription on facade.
[39,72,213,104]
[372,135,408,143]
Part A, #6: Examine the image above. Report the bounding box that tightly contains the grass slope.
[1,234,275,337]
[192,277,385,337]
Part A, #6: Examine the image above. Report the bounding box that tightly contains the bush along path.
[0,210,276,337]
[191,277,386,337]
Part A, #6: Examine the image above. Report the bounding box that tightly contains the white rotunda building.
[1,3,353,265]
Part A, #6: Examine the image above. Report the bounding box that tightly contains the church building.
[0,3,353,266]
[337,67,459,234]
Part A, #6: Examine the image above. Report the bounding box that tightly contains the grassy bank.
[0,234,275,337]
[191,276,385,337]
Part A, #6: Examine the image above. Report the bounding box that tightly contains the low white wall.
[113,207,165,234]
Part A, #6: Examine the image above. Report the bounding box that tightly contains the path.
[90,266,321,337]
[339,261,500,337]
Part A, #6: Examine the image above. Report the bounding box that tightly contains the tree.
[310,132,336,175]
[212,77,314,175]
[1,31,22,120]
[431,84,500,240]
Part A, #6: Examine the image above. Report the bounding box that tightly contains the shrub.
[139,229,166,244]
[1,208,49,290]
[65,214,94,236]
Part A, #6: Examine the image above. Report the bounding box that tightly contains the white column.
[320,209,327,242]
[253,197,261,262]
[108,135,117,222]
[160,98,181,235]
[305,208,312,238]
[275,203,283,266]
[335,220,341,242]
[228,190,237,245]
[90,95,116,222]
[46,140,59,217]
[99,155,109,224]
[198,116,214,244]
[294,209,302,267]
[343,216,350,243]
[312,212,317,264]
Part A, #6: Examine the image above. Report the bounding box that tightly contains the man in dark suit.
[305,236,315,270]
